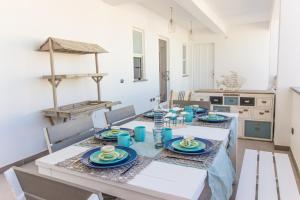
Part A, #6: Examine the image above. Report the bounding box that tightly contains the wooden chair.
[4,167,104,200]
[104,105,136,126]
[172,100,211,110]
[169,90,192,107]
[44,116,95,153]
[236,149,300,200]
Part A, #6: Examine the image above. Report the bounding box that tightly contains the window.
[133,29,145,80]
[182,45,187,75]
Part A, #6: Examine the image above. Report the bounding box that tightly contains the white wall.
[0,0,190,167]
[268,0,280,89]
[191,23,270,90]
[274,0,300,147]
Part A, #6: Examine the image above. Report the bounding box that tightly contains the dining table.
[35,112,238,200]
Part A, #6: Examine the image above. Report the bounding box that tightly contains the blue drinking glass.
[134,126,146,142]
[162,127,173,143]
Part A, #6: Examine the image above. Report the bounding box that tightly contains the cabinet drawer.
[224,97,239,105]
[253,109,272,120]
[233,107,251,118]
[257,98,273,107]
[210,96,223,105]
[213,105,230,112]
[240,97,255,106]
[190,94,209,101]
[244,120,272,139]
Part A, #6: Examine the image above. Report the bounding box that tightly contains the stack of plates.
[94,128,134,141]
[80,146,137,169]
[165,137,213,155]
[196,114,229,123]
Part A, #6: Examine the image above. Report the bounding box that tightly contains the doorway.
[191,43,215,89]
[159,38,169,102]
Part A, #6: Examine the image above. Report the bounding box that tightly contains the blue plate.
[196,114,229,123]
[194,107,208,114]
[165,137,214,155]
[89,148,129,165]
[94,128,134,141]
[171,140,206,152]
[80,146,137,169]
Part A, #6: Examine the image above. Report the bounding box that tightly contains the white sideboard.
[191,89,275,141]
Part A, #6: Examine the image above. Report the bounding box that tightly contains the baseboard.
[0,150,48,173]
[274,145,290,151]
[290,149,300,178]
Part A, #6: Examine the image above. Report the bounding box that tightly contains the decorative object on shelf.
[168,7,176,33]
[216,71,246,91]
[39,37,120,125]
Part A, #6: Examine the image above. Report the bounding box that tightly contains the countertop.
[291,87,300,95]
[194,89,275,94]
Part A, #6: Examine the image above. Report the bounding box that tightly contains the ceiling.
[136,0,206,31]
[103,0,275,34]
[203,0,274,25]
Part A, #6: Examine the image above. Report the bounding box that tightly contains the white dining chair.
[4,167,104,200]
[104,105,136,126]
[44,116,96,153]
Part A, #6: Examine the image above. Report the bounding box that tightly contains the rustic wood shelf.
[41,73,107,80]
[43,100,121,124]
[39,37,117,125]
[39,37,108,54]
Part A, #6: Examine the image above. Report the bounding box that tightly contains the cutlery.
[120,160,142,175]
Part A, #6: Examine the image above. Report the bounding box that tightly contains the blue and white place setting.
[80,145,138,169]
[94,126,134,141]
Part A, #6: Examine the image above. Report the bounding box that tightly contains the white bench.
[236,149,300,200]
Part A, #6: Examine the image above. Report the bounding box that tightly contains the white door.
[191,43,215,90]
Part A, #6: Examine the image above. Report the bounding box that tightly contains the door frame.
[158,36,170,102]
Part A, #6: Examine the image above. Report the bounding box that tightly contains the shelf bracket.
[47,79,62,88]
[91,76,103,83]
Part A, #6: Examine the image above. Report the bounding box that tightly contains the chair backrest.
[169,90,191,107]
[5,167,100,200]
[104,105,136,126]
[172,100,211,110]
[44,116,95,153]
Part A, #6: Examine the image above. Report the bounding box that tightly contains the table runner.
[56,151,152,183]
[59,134,223,184]
[65,118,236,199]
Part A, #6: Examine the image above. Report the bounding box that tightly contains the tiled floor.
[1,139,299,200]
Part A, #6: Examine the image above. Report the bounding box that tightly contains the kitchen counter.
[291,87,300,95]
[194,89,275,94]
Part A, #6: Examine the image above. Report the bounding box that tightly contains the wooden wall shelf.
[41,73,107,80]
[39,37,117,125]
[43,100,121,124]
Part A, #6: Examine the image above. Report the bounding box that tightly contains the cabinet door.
[210,96,223,105]
[244,120,271,139]
[257,97,273,107]
[240,97,255,106]
[224,97,239,105]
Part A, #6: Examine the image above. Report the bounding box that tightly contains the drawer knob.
[262,101,267,103]
[239,111,243,114]
[259,112,264,115]
[244,109,248,112]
